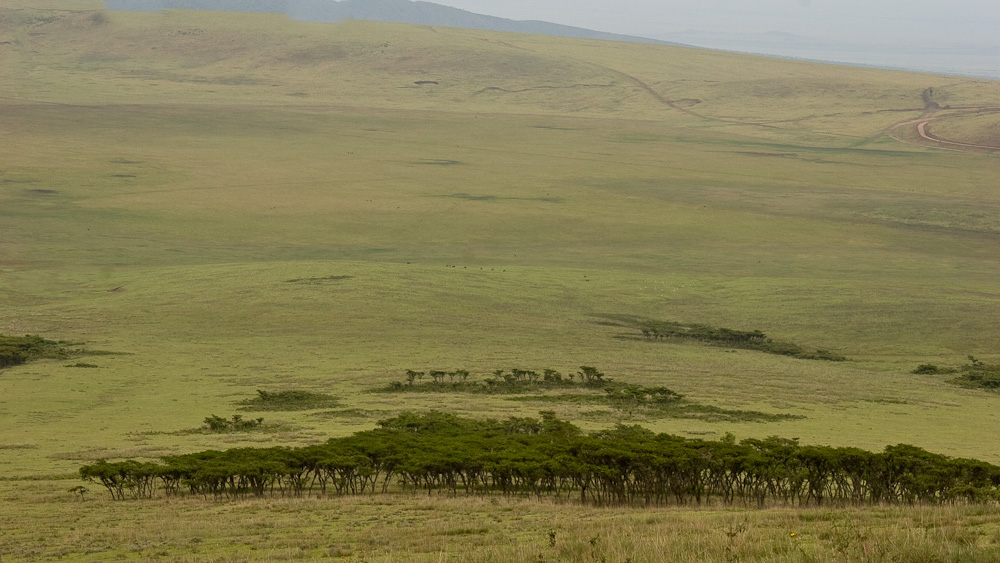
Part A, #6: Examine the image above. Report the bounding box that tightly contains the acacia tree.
[80,411,1000,506]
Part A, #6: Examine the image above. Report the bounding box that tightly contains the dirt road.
[915,117,1000,151]
[887,88,1000,153]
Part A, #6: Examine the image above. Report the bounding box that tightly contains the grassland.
[5,487,1000,562]
[927,111,1000,148]
[3,1,1000,560]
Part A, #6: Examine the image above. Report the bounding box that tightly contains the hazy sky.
[432,0,1000,46]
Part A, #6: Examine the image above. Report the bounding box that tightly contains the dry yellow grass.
[3,480,1000,562]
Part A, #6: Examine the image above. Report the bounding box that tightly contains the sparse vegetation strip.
[284,275,353,284]
[201,414,265,433]
[381,367,801,422]
[80,411,999,506]
[598,316,848,361]
[1,334,127,370]
[379,366,609,393]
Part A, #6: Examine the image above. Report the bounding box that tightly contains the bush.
[922,358,1000,390]
[0,334,63,369]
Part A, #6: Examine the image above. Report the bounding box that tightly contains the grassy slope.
[3,3,1000,561]
[929,112,1000,147]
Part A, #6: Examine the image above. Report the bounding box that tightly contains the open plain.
[2,1,1000,560]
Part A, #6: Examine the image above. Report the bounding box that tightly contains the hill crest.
[105,0,680,45]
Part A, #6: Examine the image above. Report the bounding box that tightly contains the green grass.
[2,1,1000,560]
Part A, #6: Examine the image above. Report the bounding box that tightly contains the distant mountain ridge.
[104,0,680,46]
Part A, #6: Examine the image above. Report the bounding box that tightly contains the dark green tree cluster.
[0,334,64,369]
[916,357,1000,390]
[599,316,847,361]
[602,384,683,407]
[81,411,1000,505]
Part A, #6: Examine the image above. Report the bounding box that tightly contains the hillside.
[104,0,680,45]
[4,0,1000,462]
[4,6,998,129]
[3,2,1000,561]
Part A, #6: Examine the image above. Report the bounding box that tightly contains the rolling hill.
[3,1,1000,561]
[105,0,680,45]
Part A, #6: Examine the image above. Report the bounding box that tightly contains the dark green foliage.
[202,414,265,433]
[237,389,340,411]
[950,360,1000,390]
[603,384,682,407]
[65,362,99,368]
[79,460,161,499]
[0,334,64,369]
[598,315,848,361]
[657,403,803,423]
[0,334,127,370]
[80,411,1000,505]
[916,357,1000,390]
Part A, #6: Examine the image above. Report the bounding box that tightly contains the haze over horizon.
[431,0,1000,79]
[431,0,999,46]
[103,0,1000,79]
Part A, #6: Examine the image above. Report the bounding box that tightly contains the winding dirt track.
[887,89,1000,153]
[916,117,1000,151]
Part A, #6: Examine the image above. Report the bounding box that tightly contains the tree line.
[597,315,847,361]
[81,411,1000,506]
[383,366,646,395]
